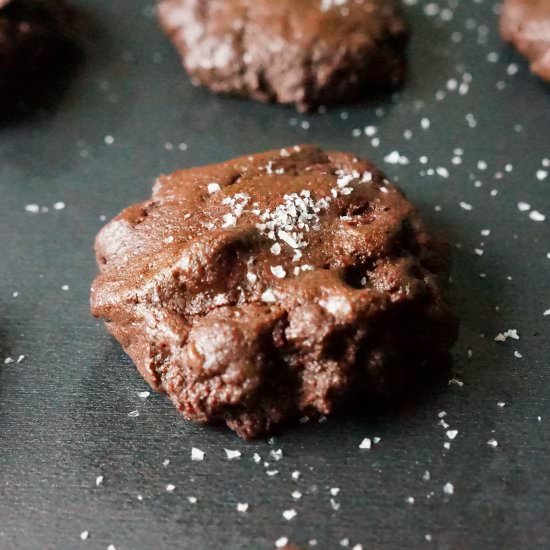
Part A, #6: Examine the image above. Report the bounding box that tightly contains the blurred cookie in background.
[501,0,550,82]
[0,0,82,116]
[157,0,410,112]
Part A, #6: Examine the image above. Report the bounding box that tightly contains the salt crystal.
[225,449,241,460]
[282,509,297,521]
[270,265,286,279]
[443,482,454,495]
[261,289,277,303]
[529,210,546,222]
[270,449,283,461]
[384,151,409,165]
[494,329,519,342]
[536,170,548,181]
[191,447,205,461]
[359,438,372,450]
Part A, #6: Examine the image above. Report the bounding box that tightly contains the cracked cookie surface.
[91,145,458,438]
[157,0,409,111]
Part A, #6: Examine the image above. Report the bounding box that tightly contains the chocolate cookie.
[501,0,550,82]
[157,0,409,111]
[91,146,458,439]
[0,0,79,107]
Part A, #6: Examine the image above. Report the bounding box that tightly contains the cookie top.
[91,146,457,438]
[0,0,78,99]
[157,0,409,111]
[501,0,550,82]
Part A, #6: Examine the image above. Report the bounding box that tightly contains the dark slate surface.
[1,1,549,549]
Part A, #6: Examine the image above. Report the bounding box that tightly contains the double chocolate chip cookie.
[0,0,79,108]
[501,0,550,82]
[157,0,410,111]
[91,146,458,439]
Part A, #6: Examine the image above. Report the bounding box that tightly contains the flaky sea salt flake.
[494,329,520,342]
[225,449,241,460]
[359,438,372,450]
[191,447,205,461]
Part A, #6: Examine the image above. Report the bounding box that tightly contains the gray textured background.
[1,1,549,549]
